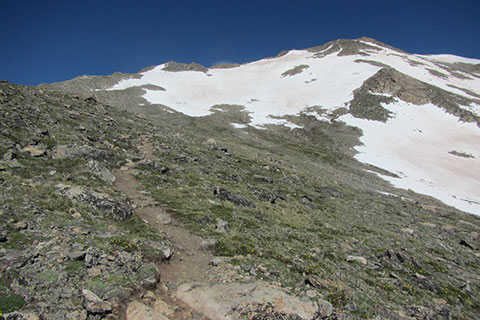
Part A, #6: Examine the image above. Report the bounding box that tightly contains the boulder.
[174,281,324,320]
[86,160,116,184]
[126,300,169,320]
[82,289,112,314]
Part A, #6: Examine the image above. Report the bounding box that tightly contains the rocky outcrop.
[56,184,132,220]
[162,61,208,73]
[174,281,332,319]
[351,67,480,125]
[214,187,255,208]
[53,145,116,164]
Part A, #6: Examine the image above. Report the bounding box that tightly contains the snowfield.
[108,39,480,215]
[340,101,480,214]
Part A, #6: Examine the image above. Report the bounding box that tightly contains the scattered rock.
[317,299,334,318]
[401,228,414,235]
[305,275,344,291]
[200,238,217,249]
[82,289,112,314]
[253,174,273,183]
[57,185,132,220]
[299,195,314,207]
[210,257,222,266]
[206,138,217,149]
[136,263,160,287]
[216,220,229,232]
[421,222,436,228]
[86,160,116,184]
[88,267,102,278]
[22,145,46,157]
[13,220,28,230]
[214,187,255,208]
[68,251,86,261]
[346,255,367,265]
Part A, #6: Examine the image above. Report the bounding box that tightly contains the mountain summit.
[45,37,480,215]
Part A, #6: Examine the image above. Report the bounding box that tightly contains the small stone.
[72,212,82,218]
[88,267,102,278]
[401,228,414,235]
[414,272,426,280]
[200,238,217,249]
[317,299,334,317]
[13,220,28,230]
[68,251,86,260]
[160,244,173,260]
[460,282,472,293]
[82,289,112,314]
[22,145,46,157]
[258,265,267,273]
[216,220,229,232]
[210,257,222,266]
[346,255,367,265]
[389,272,401,280]
[421,222,436,228]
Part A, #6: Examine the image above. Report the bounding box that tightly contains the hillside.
[1,38,480,319]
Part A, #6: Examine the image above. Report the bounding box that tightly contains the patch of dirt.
[114,139,218,319]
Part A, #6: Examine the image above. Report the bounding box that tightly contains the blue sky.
[1,0,479,86]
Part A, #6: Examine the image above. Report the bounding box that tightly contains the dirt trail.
[114,139,217,319]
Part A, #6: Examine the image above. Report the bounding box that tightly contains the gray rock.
[136,263,160,287]
[13,220,28,230]
[86,160,116,184]
[57,185,132,220]
[68,251,86,261]
[215,220,229,232]
[82,289,112,314]
[214,187,255,208]
[346,255,367,265]
[317,299,334,318]
[210,257,222,266]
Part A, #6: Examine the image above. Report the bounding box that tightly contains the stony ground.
[1,81,479,319]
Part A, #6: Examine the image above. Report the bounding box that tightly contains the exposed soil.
[113,138,217,319]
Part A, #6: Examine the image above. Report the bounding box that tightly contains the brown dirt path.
[113,139,218,319]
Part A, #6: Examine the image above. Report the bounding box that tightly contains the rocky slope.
[1,38,480,319]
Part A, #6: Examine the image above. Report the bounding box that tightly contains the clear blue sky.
[1,0,479,86]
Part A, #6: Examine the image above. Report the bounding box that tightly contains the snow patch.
[231,123,247,129]
[341,100,480,215]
